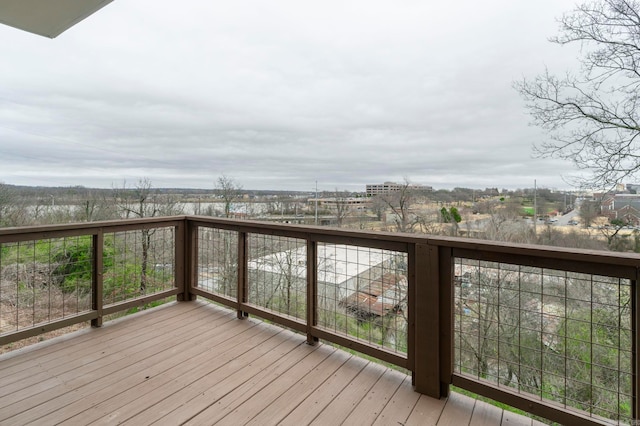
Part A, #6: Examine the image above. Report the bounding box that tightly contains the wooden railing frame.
[190,217,414,369]
[237,231,249,319]
[0,217,184,346]
[91,230,104,327]
[634,275,640,420]
[1,215,639,425]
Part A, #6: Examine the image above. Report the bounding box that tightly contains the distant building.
[340,273,407,321]
[366,182,433,197]
[601,194,640,225]
[245,244,400,310]
[312,197,371,212]
[626,183,640,194]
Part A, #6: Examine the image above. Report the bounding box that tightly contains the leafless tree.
[414,210,442,235]
[579,199,601,228]
[379,179,417,233]
[515,0,640,188]
[216,175,243,218]
[113,178,183,291]
[333,189,351,227]
[370,195,387,221]
[73,190,116,222]
[0,183,14,227]
[0,183,30,227]
[266,196,289,216]
[114,178,182,219]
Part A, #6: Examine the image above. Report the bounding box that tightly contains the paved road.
[554,209,579,226]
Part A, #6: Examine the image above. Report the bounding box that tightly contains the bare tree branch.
[515,0,640,188]
[216,175,243,218]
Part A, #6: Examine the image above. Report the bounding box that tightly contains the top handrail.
[2,215,640,267]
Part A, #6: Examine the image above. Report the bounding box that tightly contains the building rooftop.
[248,244,392,286]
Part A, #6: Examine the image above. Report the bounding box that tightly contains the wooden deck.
[0,301,544,425]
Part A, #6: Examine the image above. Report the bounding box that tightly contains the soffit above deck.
[0,0,113,38]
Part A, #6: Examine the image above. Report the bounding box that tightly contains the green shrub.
[52,236,116,293]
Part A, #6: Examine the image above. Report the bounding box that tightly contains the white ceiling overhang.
[0,0,113,38]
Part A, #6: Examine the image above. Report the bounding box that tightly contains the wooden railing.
[1,216,638,425]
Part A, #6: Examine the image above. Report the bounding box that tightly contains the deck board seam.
[0,301,207,370]
[64,321,283,425]
[0,311,244,423]
[175,338,319,425]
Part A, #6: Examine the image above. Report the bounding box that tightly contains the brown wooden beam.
[633,270,640,420]
[438,245,453,397]
[102,289,179,316]
[190,288,239,310]
[413,242,443,398]
[0,312,97,346]
[91,230,104,327]
[311,326,408,368]
[237,231,248,319]
[306,239,318,345]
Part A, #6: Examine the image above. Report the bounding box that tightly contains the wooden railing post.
[438,245,453,397]
[633,273,639,420]
[91,230,104,327]
[177,219,196,302]
[306,239,318,345]
[413,242,452,398]
[237,231,248,319]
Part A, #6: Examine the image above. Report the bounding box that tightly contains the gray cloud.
[0,0,582,191]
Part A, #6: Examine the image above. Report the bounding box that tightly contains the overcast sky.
[0,0,585,192]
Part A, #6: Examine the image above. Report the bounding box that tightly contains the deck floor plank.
[0,300,201,372]
[372,376,421,426]
[342,366,406,425]
[1,307,235,424]
[437,392,476,426]
[213,345,338,425]
[470,399,504,426]
[0,300,541,426]
[63,320,274,425]
[0,303,219,399]
[116,328,302,425]
[278,355,368,425]
[502,411,533,425]
[243,349,352,425]
[179,341,321,426]
[49,312,245,424]
[405,393,447,426]
[309,360,387,425]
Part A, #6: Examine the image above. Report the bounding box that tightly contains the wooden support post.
[407,243,416,384]
[306,239,318,345]
[438,246,453,397]
[237,231,248,319]
[413,242,450,398]
[633,272,640,420]
[177,220,197,302]
[91,230,104,327]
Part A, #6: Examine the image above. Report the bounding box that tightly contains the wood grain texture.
[0,300,534,426]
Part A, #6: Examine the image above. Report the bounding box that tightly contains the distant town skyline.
[1,1,583,192]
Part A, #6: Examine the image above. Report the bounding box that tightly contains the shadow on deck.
[0,301,544,425]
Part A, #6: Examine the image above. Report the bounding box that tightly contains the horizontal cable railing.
[190,218,412,368]
[0,235,94,336]
[100,226,178,316]
[0,218,184,342]
[453,258,632,424]
[445,242,639,426]
[1,216,639,425]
